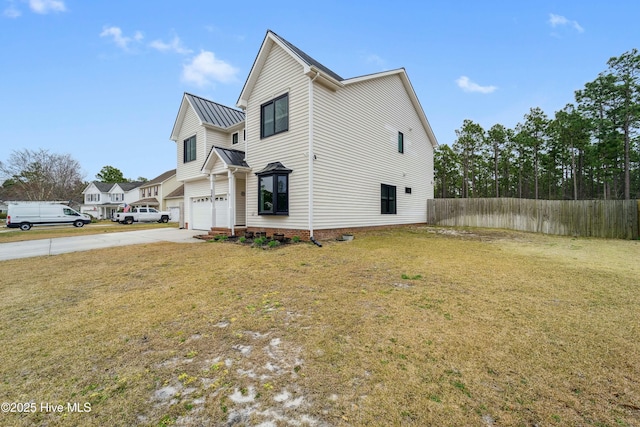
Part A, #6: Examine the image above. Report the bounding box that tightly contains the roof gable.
[237,30,344,108]
[83,181,115,193]
[170,93,244,141]
[201,146,249,173]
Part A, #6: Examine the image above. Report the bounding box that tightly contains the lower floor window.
[381,184,396,214]
[256,162,292,215]
[259,174,288,214]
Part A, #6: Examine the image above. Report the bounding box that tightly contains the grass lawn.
[0,226,638,426]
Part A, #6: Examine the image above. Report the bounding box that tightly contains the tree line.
[435,49,640,200]
[0,149,145,203]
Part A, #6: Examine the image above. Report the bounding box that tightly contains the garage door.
[191,197,211,230]
[168,206,180,223]
[191,196,229,230]
[214,196,228,228]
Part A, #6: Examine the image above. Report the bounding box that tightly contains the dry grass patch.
[0,226,639,426]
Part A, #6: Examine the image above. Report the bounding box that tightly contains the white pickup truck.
[115,207,170,224]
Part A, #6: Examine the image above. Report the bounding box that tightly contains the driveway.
[0,228,204,261]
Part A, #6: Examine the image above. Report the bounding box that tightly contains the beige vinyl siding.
[176,106,205,182]
[205,127,232,153]
[210,159,228,176]
[312,73,434,229]
[235,177,246,226]
[245,43,310,230]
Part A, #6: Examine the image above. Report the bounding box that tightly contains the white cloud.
[549,13,584,33]
[365,53,386,68]
[182,50,238,87]
[3,0,66,17]
[150,36,192,55]
[28,0,65,14]
[100,26,144,51]
[456,76,497,94]
[3,4,21,17]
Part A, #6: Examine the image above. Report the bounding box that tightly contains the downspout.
[309,71,319,242]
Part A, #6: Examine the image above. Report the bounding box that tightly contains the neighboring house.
[170,30,438,239]
[81,181,143,219]
[164,184,185,226]
[130,169,182,222]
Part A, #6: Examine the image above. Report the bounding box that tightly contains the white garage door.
[191,197,211,230]
[191,196,229,230]
[214,195,228,228]
[168,206,180,223]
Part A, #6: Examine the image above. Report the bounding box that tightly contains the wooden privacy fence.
[426,198,639,239]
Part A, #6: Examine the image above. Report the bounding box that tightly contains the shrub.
[268,240,280,248]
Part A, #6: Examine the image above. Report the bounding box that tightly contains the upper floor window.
[261,93,288,138]
[184,135,196,163]
[232,132,239,145]
[86,193,100,202]
[381,184,397,214]
[398,132,404,153]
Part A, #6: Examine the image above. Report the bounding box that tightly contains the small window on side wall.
[232,132,238,145]
[398,131,404,153]
[381,184,397,214]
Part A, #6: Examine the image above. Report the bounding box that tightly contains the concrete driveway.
[0,228,205,261]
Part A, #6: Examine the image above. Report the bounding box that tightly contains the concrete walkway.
[0,228,204,261]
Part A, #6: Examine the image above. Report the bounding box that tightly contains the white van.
[6,203,92,231]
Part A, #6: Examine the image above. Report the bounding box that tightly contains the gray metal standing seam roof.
[269,30,343,82]
[185,93,245,128]
[212,146,249,168]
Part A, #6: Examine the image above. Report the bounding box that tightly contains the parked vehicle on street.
[114,206,171,224]
[6,203,92,231]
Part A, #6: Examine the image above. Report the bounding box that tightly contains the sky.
[1,1,638,182]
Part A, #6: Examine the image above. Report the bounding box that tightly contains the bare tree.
[0,148,86,202]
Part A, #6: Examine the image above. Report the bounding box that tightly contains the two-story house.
[81,181,143,219]
[170,30,438,239]
[130,169,182,221]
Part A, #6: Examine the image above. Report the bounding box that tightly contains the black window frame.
[398,131,404,153]
[232,132,239,145]
[183,135,197,163]
[260,93,289,139]
[381,184,397,215]
[258,173,289,215]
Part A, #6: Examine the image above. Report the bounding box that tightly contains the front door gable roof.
[201,146,250,174]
